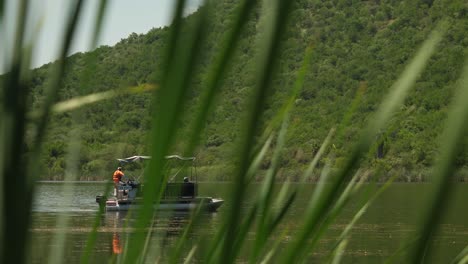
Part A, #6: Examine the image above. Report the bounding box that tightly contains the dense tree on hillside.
[24,0,467,180]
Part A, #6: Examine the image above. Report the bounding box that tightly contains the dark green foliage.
[2,0,468,263]
[19,0,468,181]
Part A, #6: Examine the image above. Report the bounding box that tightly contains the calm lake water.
[30,182,468,263]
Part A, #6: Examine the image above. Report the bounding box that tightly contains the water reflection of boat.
[96,155,224,212]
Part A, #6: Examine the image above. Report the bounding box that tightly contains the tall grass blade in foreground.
[281,22,446,263]
[72,1,110,262]
[60,6,110,264]
[451,244,468,264]
[218,0,295,262]
[0,0,465,263]
[36,3,88,264]
[0,0,93,263]
[184,0,257,157]
[410,61,468,263]
[249,45,313,262]
[124,0,210,262]
[0,0,31,262]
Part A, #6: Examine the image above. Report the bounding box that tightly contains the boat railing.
[163,182,197,199]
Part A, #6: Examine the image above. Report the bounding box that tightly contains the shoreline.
[36,180,468,184]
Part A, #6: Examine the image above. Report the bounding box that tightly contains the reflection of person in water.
[110,211,125,255]
[113,167,125,196]
[112,233,122,254]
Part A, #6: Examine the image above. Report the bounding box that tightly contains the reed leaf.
[80,181,113,264]
[184,0,258,157]
[302,128,335,182]
[169,202,205,264]
[409,60,468,263]
[281,22,446,263]
[246,135,273,183]
[330,239,348,264]
[30,0,85,153]
[250,44,314,262]
[0,0,4,21]
[328,175,396,260]
[46,84,155,115]
[48,130,82,264]
[124,0,209,261]
[183,245,197,264]
[220,0,295,262]
[125,0,187,260]
[20,8,86,262]
[229,204,259,262]
[0,0,32,263]
[258,45,314,149]
[250,118,289,262]
[451,244,468,264]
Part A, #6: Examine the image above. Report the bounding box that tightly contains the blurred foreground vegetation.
[2,0,468,263]
[10,0,468,181]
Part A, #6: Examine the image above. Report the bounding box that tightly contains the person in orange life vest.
[113,167,124,194]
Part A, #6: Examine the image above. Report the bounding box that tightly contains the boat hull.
[104,197,223,212]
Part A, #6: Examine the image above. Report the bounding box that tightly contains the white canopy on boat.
[117,155,195,163]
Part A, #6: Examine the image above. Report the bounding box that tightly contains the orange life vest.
[113,170,124,183]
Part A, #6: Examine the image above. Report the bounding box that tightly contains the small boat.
[96,155,224,212]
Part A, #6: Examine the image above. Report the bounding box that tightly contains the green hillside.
[26,0,468,181]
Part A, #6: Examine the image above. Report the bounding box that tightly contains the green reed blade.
[297,169,364,261]
[124,0,186,260]
[23,11,86,260]
[250,117,289,263]
[30,0,85,154]
[384,236,419,264]
[247,135,273,183]
[184,0,258,157]
[124,0,211,261]
[250,44,314,262]
[0,0,4,21]
[258,119,288,216]
[409,61,468,263]
[169,201,205,264]
[259,227,291,264]
[250,192,296,264]
[48,128,83,264]
[91,0,107,45]
[204,133,270,262]
[139,211,157,264]
[0,0,33,263]
[328,175,396,260]
[229,204,259,262]
[27,84,155,117]
[220,0,295,262]
[206,205,258,264]
[335,81,367,139]
[268,191,296,235]
[259,45,314,147]
[457,255,468,264]
[281,23,446,263]
[158,0,186,83]
[302,128,335,182]
[204,222,227,264]
[183,245,197,264]
[80,181,113,264]
[451,244,468,264]
[330,239,348,264]
[40,1,109,262]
